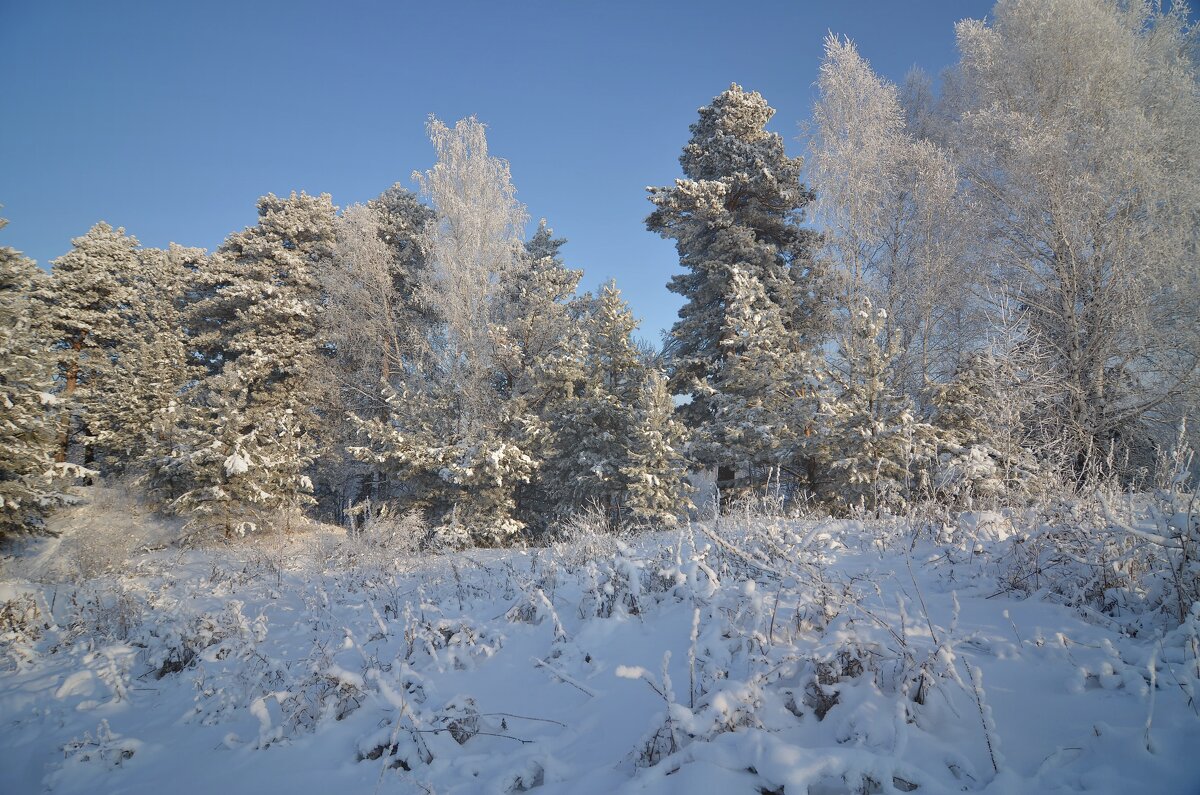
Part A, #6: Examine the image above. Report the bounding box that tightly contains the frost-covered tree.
[351,117,540,545]
[0,219,77,535]
[648,84,826,482]
[493,219,585,415]
[817,299,936,513]
[324,189,434,392]
[91,244,201,478]
[947,0,1200,475]
[41,222,138,466]
[171,368,318,536]
[700,267,822,491]
[540,282,690,529]
[809,34,975,395]
[541,282,645,525]
[413,115,528,433]
[497,220,589,528]
[177,193,336,531]
[928,351,1047,505]
[622,368,692,527]
[317,194,433,518]
[350,382,534,548]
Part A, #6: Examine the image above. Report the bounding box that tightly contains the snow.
[2,492,1199,794]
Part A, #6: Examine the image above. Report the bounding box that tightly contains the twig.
[532,657,596,697]
[904,551,940,646]
[411,728,533,744]
[480,711,568,728]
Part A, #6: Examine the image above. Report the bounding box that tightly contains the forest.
[2,1,1199,792]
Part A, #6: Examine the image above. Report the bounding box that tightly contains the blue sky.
[1,0,995,343]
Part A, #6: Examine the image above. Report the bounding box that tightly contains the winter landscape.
[2,1,1200,792]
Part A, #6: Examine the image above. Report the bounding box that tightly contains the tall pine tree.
[176,193,336,533]
[0,218,77,535]
[647,84,826,486]
[41,222,139,468]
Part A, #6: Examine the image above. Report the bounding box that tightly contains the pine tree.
[647,84,826,482]
[176,192,335,532]
[41,222,139,467]
[817,299,936,513]
[132,245,205,503]
[92,244,200,477]
[0,219,77,535]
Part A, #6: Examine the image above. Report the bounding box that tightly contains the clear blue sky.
[1,0,995,344]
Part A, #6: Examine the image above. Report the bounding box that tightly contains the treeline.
[1,0,1197,544]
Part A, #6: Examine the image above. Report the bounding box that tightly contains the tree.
[129,245,206,503]
[317,194,433,519]
[176,192,336,532]
[816,299,937,513]
[41,222,139,466]
[541,282,645,525]
[349,382,534,548]
[647,84,826,483]
[700,267,822,491]
[351,117,541,545]
[809,34,976,397]
[413,115,528,435]
[0,218,77,535]
[92,244,201,479]
[622,368,693,528]
[497,220,589,529]
[947,0,1200,476]
[928,350,1047,505]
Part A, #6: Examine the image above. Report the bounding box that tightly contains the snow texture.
[2,488,1198,794]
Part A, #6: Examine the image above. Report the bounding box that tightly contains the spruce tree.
[647,84,826,484]
[0,220,76,535]
[541,282,690,529]
[701,267,822,491]
[541,282,644,525]
[817,299,936,513]
[622,368,692,527]
[496,220,589,528]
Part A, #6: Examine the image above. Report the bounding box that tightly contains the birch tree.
[809,34,976,396]
[949,0,1200,475]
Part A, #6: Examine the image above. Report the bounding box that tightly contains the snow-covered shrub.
[400,601,502,672]
[56,720,140,773]
[578,540,647,619]
[0,589,46,669]
[548,504,620,568]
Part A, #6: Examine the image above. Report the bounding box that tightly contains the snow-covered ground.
[2,490,1199,794]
